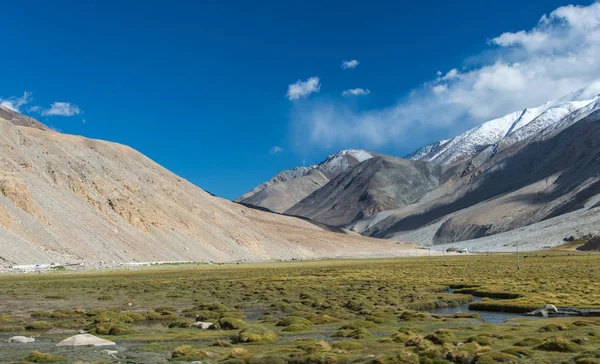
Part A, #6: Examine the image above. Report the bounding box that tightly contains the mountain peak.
[406,81,600,165]
[235,149,373,212]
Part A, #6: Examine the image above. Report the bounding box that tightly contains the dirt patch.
[0,179,42,220]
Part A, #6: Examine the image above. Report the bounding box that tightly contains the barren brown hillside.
[0,106,422,266]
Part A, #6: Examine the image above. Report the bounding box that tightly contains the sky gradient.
[0,0,595,199]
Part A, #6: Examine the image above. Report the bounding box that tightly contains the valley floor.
[0,253,599,363]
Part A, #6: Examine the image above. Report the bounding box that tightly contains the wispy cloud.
[342,88,371,96]
[287,77,321,100]
[0,92,32,112]
[292,2,600,150]
[42,102,82,116]
[341,60,359,69]
[269,146,284,154]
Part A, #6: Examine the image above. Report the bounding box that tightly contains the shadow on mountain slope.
[368,109,600,240]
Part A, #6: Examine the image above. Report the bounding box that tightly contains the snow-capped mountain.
[318,149,374,178]
[235,149,373,212]
[404,139,449,160]
[407,82,600,165]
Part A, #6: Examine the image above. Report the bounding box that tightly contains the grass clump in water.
[170,345,209,361]
[332,340,362,351]
[219,317,249,330]
[276,315,312,327]
[514,337,544,346]
[538,323,568,332]
[25,321,53,331]
[237,325,278,343]
[23,351,68,363]
[424,329,457,345]
[535,336,582,352]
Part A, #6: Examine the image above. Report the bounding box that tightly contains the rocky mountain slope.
[235,149,373,212]
[0,108,422,266]
[359,99,600,246]
[406,83,600,165]
[236,83,600,250]
[286,156,443,226]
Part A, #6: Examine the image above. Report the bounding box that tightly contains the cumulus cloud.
[0,92,32,112]
[42,102,82,116]
[269,146,284,154]
[341,60,359,69]
[292,2,600,150]
[342,88,371,96]
[287,77,321,100]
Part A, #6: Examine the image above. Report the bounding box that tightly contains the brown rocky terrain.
[0,107,423,266]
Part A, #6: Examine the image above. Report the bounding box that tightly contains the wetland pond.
[425,289,543,324]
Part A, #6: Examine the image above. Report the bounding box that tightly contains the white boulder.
[191,321,214,329]
[56,334,116,347]
[8,336,35,343]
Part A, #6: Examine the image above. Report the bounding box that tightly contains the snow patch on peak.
[237,149,373,201]
[406,82,600,165]
[317,149,373,178]
[406,141,446,160]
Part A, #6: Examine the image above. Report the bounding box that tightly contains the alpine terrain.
[241,83,600,251]
[0,105,423,267]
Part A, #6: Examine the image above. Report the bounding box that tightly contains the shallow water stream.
[425,289,543,324]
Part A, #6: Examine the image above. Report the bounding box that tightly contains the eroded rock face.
[56,334,116,347]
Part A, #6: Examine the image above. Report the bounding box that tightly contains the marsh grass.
[0,254,599,363]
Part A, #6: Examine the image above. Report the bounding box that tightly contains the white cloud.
[292,2,600,150]
[42,102,82,116]
[341,60,359,69]
[27,105,42,113]
[432,84,447,94]
[287,77,321,100]
[269,146,284,154]
[0,92,32,112]
[440,68,460,81]
[342,88,371,96]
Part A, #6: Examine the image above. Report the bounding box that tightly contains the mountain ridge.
[406,83,600,165]
[0,111,421,266]
[235,149,374,212]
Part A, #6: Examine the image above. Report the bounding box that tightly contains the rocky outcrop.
[526,304,559,317]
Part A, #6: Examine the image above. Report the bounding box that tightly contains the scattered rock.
[526,304,559,317]
[8,336,35,343]
[101,349,119,358]
[192,321,214,329]
[56,334,116,347]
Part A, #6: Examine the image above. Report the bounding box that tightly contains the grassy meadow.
[0,251,599,363]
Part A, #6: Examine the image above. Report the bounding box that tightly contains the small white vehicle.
[458,248,468,254]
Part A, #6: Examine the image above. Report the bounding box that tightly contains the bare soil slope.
[0,109,421,266]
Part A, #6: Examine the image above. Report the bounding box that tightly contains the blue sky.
[1,0,596,199]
